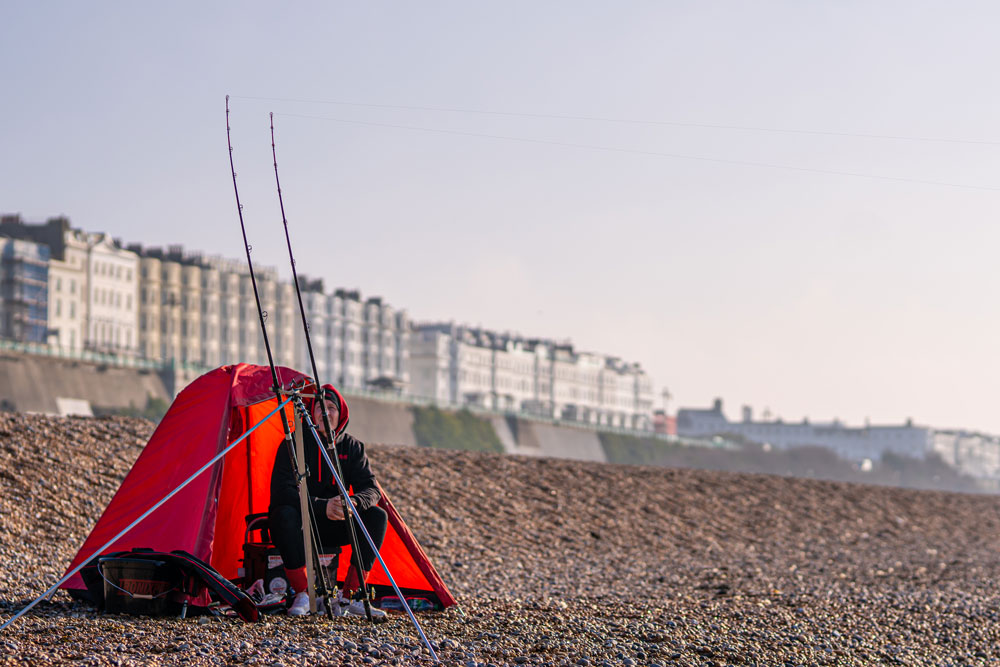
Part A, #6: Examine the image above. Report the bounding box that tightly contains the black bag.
[78,548,259,621]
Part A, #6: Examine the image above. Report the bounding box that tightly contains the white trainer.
[287,591,310,616]
[340,597,387,620]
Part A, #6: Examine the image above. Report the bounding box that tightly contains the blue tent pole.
[0,396,294,632]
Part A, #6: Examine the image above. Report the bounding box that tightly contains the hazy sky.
[2,2,998,433]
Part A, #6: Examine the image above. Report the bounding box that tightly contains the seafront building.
[677,398,1000,479]
[410,323,655,430]
[129,246,411,393]
[0,216,139,354]
[931,430,1000,479]
[297,280,410,392]
[130,245,299,370]
[677,398,933,460]
[0,213,657,429]
[0,237,49,343]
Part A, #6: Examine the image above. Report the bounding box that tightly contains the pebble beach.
[3,413,1000,666]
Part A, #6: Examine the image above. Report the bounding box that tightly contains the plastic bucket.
[98,557,183,616]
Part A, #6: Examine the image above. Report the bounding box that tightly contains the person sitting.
[268,384,387,617]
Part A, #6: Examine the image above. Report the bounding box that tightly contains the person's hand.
[325,496,354,521]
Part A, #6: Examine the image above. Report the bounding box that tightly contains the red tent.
[62,363,456,609]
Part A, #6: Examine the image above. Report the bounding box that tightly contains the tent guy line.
[0,396,294,632]
[274,112,1000,193]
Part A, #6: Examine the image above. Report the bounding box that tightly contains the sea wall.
[0,352,169,415]
[0,351,620,463]
[343,395,418,448]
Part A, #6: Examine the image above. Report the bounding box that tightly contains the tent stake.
[0,396,293,632]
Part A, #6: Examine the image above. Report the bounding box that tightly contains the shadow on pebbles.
[2,413,1000,666]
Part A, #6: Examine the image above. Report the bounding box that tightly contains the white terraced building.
[132,245,300,370]
[409,323,655,430]
[296,280,410,392]
[0,216,139,355]
[931,430,1000,479]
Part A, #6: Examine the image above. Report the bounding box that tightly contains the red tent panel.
[62,367,234,590]
[210,398,294,579]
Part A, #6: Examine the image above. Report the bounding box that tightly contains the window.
[70,302,76,318]
[55,300,61,317]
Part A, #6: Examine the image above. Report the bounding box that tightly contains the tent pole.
[293,396,441,664]
[0,396,293,632]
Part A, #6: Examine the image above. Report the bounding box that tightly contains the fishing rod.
[292,393,440,663]
[226,96,335,617]
[269,112,376,622]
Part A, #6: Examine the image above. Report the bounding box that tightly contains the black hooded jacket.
[269,426,380,513]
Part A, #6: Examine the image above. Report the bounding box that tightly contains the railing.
[0,338,162,370]
[0,338,234,375]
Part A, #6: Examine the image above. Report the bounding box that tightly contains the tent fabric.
[61,364,456,609]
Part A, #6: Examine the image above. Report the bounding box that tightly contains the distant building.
[1,215,660,428]
[0,215,138,354]
[931,430,1000,479]
[131,244,298,370]
[0,237,49,342]
[410,323,655,430]
[676,398,933,461]
[296,281,410,392]
[652,410,677,436]
[87,233,139,354]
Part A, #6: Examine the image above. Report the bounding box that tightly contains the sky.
[2,2,999,433]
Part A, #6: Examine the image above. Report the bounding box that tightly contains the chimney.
[742,405,752,423]
[712,397,723,413]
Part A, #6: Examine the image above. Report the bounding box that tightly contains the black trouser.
[268,500,387,572]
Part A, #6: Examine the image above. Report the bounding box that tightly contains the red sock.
[286,566,308,594]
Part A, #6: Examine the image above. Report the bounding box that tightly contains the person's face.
[312,398,340,436]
